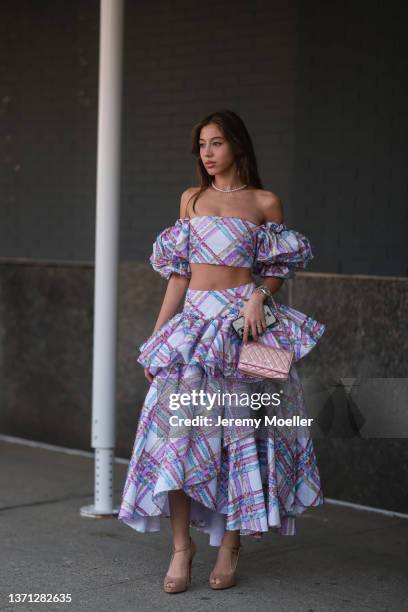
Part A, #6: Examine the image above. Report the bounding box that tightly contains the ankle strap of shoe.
[173,537,193,553]
[220,544,241,552]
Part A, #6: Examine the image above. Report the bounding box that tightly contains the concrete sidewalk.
[0,439,407,612]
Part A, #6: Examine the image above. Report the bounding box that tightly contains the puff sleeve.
[149,218,191,280]
[253,222,314,279]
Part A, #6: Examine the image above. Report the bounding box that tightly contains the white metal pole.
[80,0,124,518]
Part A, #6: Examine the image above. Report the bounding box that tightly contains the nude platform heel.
[163,536,197,594]
[209,543,241,590]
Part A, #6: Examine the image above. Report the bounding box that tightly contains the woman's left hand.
[238,291,267,343]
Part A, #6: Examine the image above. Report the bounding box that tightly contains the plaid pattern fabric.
[253,220,314,278]
[149,214,314,280]
[118,282,325,546]
[137,282,326,378]
[189,215,255,267]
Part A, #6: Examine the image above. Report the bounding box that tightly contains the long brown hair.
[187,109,264,215]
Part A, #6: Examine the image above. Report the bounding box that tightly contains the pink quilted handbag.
[237,295,294,380]
[237,340,294,380]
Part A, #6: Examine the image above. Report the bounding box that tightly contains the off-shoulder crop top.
[149,214,313,280]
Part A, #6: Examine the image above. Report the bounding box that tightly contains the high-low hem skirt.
[118,280,326,546]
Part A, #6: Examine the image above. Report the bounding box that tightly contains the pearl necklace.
[211,180,247,193]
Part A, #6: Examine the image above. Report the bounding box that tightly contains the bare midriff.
[188,263,254,290]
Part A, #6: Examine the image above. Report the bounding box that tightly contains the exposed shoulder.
[179,186,200,218]
[255,189,284,224]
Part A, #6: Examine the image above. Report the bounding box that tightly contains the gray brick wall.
[294,0,408,276]
[0,0,99,260]
[0,0,297,261]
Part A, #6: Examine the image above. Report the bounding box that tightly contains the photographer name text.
[169,415,313,428]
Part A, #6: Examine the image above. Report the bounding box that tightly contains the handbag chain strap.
[264,293,293,346]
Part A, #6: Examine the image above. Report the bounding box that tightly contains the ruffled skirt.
[118,281,325,545]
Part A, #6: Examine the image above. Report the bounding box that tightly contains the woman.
[118,109,326,593]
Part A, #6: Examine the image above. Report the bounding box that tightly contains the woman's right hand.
[144,367,154,383]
